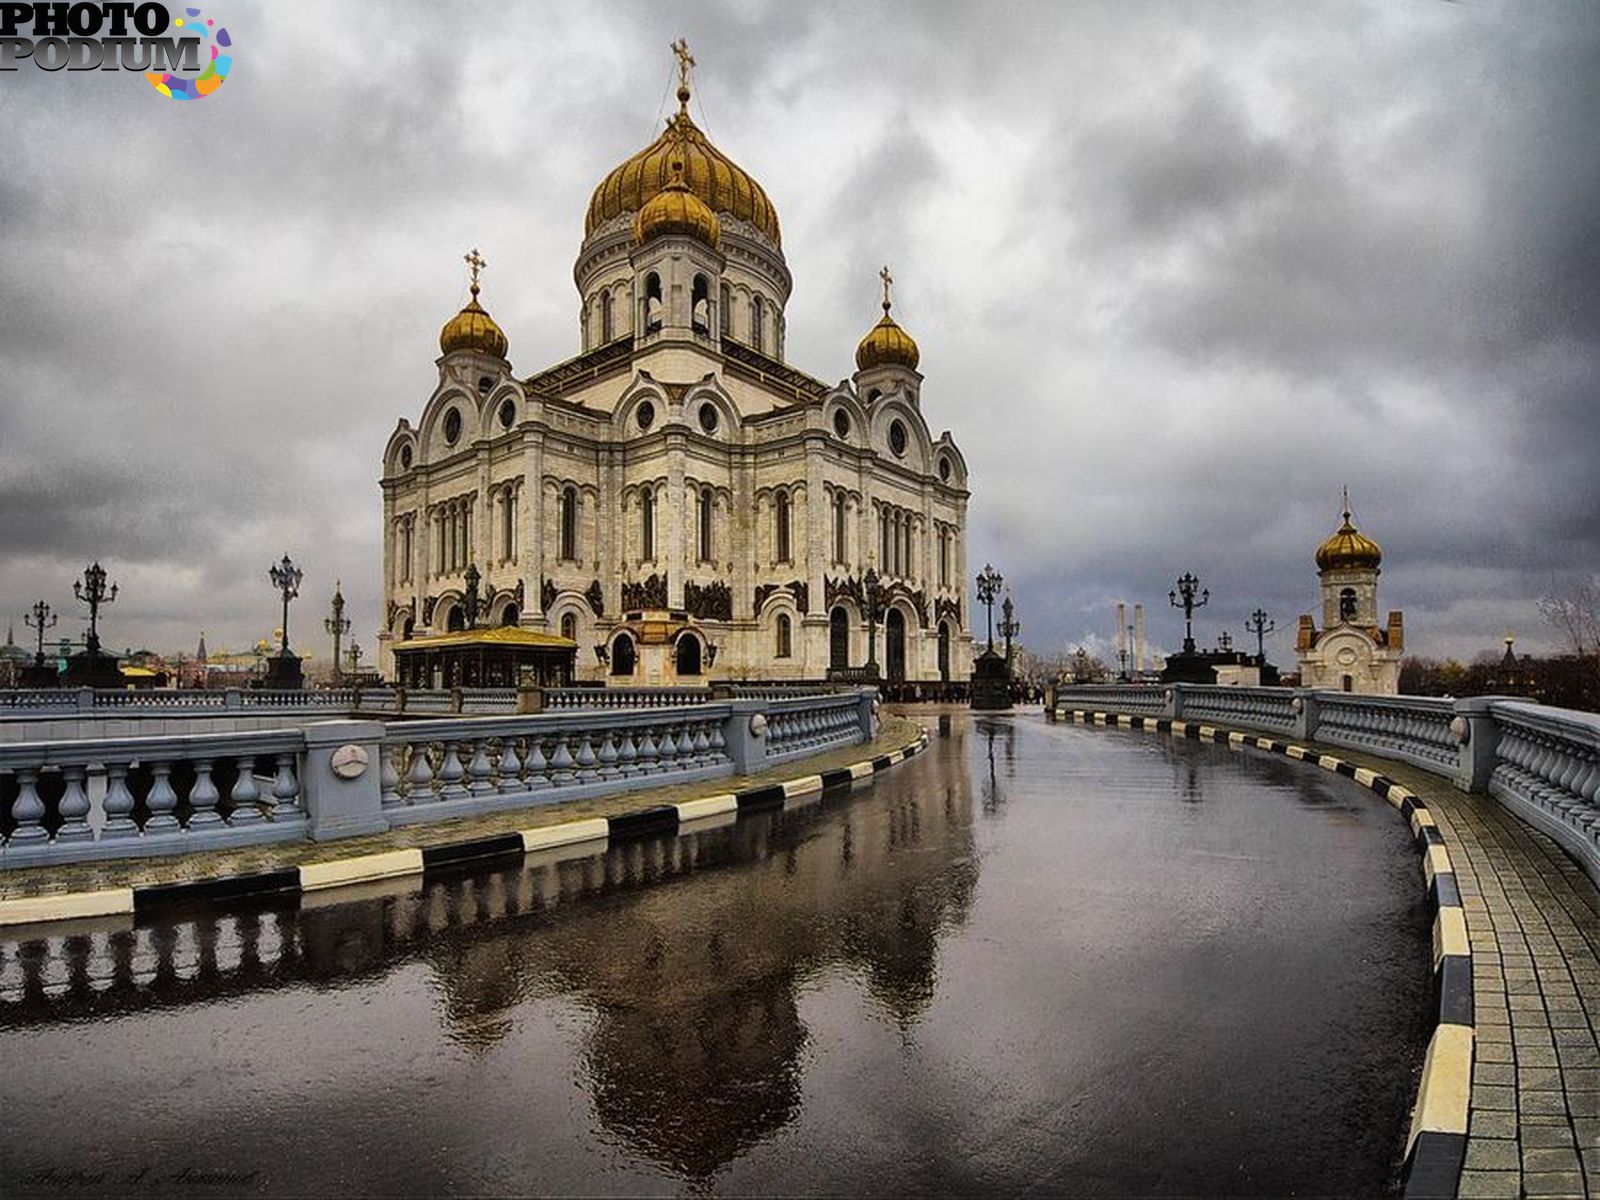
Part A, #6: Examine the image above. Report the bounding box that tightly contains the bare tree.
[1538,578,1600,667]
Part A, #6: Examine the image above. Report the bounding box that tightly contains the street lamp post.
[1245,608,1276,664]
[346,641,363,675]
[1000,592,1020,665]
[976,564,1003,654]
[463,563,482,630]
[1168,572,1209,656]
[73,562,118,657]
[24,600,56,667]
[863,566,882,676]
[270,555,302,654]
[324,581,351,683]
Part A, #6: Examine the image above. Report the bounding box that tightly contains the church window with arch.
[698,485,715,562]
[560,487,578,561]
[775,488,791,563]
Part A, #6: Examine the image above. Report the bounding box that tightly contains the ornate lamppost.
[863,566,882,676]
[1168,572,1209,656]
[324,581,351,683]
[266,554,305,689]
[1000,591,1020,665]
[24,600,56,667]
[346,641,363,675]
[1245,608,1276,664]
[976,564,1003,654]
[74,562,118,657]
[463,563,482,629]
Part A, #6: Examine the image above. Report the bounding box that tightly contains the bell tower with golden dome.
[1295,490,1404,694]
[853,265,922,407]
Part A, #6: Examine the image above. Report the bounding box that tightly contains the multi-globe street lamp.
[73,562,118,656]
[1245,608,1277,664]
[863,566,882,675]
[24,599,56,667]
[324,581,351,682]
[999,592,1020,664]
[976,564,1003,654]
[1168,571,1209,655]
[269,554,303,655]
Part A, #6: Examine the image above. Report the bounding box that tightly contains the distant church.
[1295,494,1403,694]
[378,44,972,685]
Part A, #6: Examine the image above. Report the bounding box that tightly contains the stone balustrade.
[0,689,876,868]
[1049,682,1600,891]
[543,686,715,710]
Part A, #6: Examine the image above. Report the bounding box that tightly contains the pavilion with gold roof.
[1295,492,1405,694]
[378,43,972,686]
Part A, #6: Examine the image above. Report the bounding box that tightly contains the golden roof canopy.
[855,266,920,372]
[586,90,781,247]
[1315,497,1383,572]
[634,162,721,249]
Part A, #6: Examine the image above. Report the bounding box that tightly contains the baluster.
[616,728,639,776]
[269,753,301,820]
[709,720,727,760]
[657,724,682,773]
[497,737,524,794]
[635,728,660,774]
[549,734,577,784]
[467,739,495,796]
[228,755,263,824]
[690,721,711,764]
[7,768,48,844]
[102,761,138,837]
[524,735,550,789]
[55,763,93,844]
[597,730,620,779]
[438,742,468,800]
[145,761,180,832]
[574,734,599,781]
[188,758,222,828]
[380,744,404,808]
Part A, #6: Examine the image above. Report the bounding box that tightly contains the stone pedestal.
[1160,652,1217,685]
[262,652,304,691]
[19,662,59,688]
[64,650,122,689]
[970,650,1013,711]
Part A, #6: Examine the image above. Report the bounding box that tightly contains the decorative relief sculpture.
[540,578,557,612]
[623,572,668,612]
[685,579,732,621]
[585,580,606,617]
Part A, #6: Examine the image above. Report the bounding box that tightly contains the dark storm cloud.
[0,0,1594,666]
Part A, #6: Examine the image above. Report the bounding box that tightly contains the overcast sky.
[1,0,1595,668]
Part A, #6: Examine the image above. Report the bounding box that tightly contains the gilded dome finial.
[880,264,894,314]
[464,246,486,300]
[857,266,920,372]
[1342,483,1352,525]
[672,37,694,111]
[440,247,508,358]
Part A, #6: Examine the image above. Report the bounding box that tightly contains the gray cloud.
[0,0,1595,669]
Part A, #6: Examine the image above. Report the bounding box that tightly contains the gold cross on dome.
[880,264,894,312]
[672,38,695,91]
[464,247,486,295]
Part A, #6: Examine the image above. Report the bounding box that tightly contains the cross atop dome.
[672,37,694,109]
[464,247,486,298]
[880,264,894,313]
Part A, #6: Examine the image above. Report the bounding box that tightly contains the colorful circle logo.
[146,8,231,100]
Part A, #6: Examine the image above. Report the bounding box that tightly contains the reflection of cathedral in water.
[0,754,977,1181]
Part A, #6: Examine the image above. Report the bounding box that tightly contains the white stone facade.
[378,109,971,686]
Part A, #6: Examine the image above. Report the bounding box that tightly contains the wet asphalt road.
[0,711,1430,1196]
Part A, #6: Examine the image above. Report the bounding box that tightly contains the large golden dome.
[439,284,508,359]
[1315,503,1382,571]
[634,162,721,249]
[587,97,781,248]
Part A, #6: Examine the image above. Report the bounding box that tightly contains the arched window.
[751,295,765,353]
[446,604,465,633]
[500,604,519,627]
[829,607,849,671]
[675,634,702,677]
[501,488,515,561]
[775,489,791,563]
[611,634,636,677]
[640,485,655,561]
[698,486,715,562]
[560,612,577,642]
[776,613,792,658]
[644,273,662,333]
[833,491,847,563]
[720,282,731,335]
[600,291,614,343]
[1339,587,1358,622]
[560,486,578,561]
[692,275,710,335]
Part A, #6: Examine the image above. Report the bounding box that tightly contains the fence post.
[723,699,769,775]
[1291,689,1319,742]
[857,686,879,742]
[1165,686,1184,721]
[225,688,243,710]
[1451,696,1509,794]
[77,687,95,713]
[517,686,544,714]
[299,721,392,839]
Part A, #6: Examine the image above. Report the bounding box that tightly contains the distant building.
[377,47,972,686]
[1295,496,1403,694]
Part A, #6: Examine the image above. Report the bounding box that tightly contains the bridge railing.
[1050,682,1600,891]
[0,688,878,868]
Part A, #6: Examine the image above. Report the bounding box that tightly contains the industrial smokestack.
[1116,603,1126,665]
[1135,604,1145,674]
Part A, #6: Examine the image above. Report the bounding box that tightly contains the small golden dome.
[439,284,508,359]
[634,162,721,248]
[587,107,781,247]
[1315,501,1382,571]
[856,269,920,372]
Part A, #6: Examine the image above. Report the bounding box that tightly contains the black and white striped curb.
[0,730,932,928]
[1059,709,1471,1200]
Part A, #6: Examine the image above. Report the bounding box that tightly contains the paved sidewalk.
[1304,743,1600,1199]
[0,715,923,904]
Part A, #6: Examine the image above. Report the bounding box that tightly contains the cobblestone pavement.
[0,715,924,904]
[1300,742,1600,1200]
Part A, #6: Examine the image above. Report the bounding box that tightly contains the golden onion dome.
[439,283,508,359]
[1315,502,1383,571]
[634,161,721,248]
[856,269,920,372]
[587,99,781,247]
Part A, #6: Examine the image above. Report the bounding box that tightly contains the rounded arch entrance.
[675,633,703,677]
[829,606,850,672]
[885,607,907,682]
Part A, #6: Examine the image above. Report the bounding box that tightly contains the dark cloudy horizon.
[1,1,1596,669]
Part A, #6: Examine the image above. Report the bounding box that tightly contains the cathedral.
[378,47,972,686]
[1295,495,1404,694]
